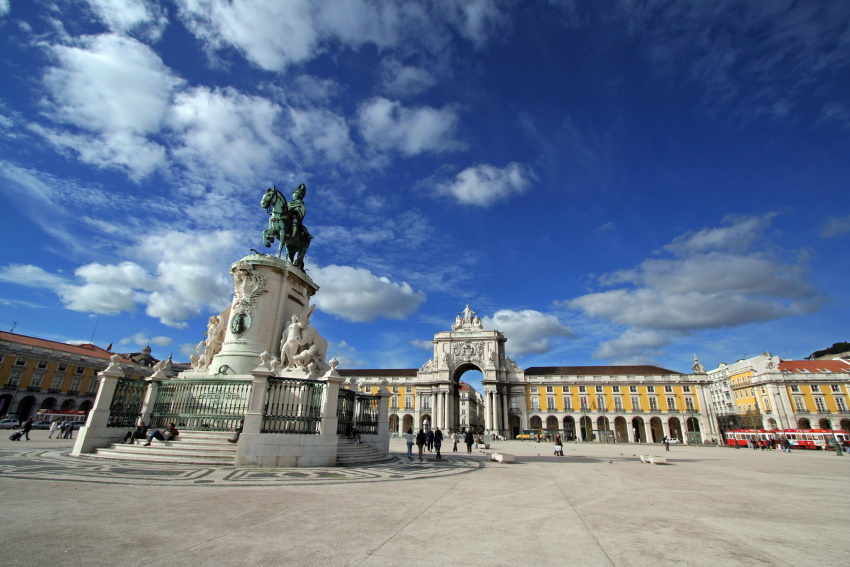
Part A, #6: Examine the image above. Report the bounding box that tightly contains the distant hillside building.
[0,331,157,420]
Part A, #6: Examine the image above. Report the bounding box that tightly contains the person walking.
[415,429,426,461]
[426,428,434,452]
[554,433,563,456]
[434,427,443,460]
[451,431,459,452]
[664,437,670,452]
[48,420,59,439]
[63,421,75,439]
[464,429,474,454]
[404,428,415,459]
[20,417,34,441]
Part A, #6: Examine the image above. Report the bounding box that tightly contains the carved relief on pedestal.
[278,304,329,372]
[229,260,268,336]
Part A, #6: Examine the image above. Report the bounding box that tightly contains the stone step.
[89,449,234,466]
[105,443,236,456]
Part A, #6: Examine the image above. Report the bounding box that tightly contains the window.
[422,397,431,410]
[612,385,620,392]
[793,396,805,412]
[836,397,848,412]
[578,386,586,393]
[664,385,673,393]
[405,396,412,410]
[510,397,519,411]
[8,370,22,386]
[762,397,771,412]
[563,396,572,410]
[683,385,691,392]
[595,386,603,393]
[75,366,85,374]
[531,397,540,411]
[629,385,637,393]
[580,397,588,411]
[392,386,398,393]
[546,386,554,393]
[70,375,82,393]
[87,377,100,393]
[58,364,67,371]
[30,373,44,389]
[15,357,26,366]
[37,360,48,369]
[666,397,676,411]
[685,397,695,411]
[790,385,800,392]
[391,396,398,409]
[51,373,64,391]
[649,397,658,411]
[546,396,555,409]
[614,397,623,411]
[596,395,606,411]
[814,397,826,413]
[631,396,640,411]
[831,385,840,392]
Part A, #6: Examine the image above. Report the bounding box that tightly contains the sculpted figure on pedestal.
[278,305,329,371]
[261,184,313,270]
[197,315,226,371]
[280,314,306,369]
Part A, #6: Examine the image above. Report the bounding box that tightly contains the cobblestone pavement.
[0,446,482,486]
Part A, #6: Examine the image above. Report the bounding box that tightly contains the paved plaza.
[0,434,847,567]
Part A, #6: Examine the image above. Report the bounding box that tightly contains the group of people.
[746,437,792,452]
[404,428,478,460]
[9,418,77,441]
[122,420,179,446]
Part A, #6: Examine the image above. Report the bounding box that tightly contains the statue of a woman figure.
[280,314,305,368]
[201,315,226,369]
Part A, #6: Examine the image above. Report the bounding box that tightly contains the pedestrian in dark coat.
[426,428,434,452]
[434,427,443,460]
[464,429,474,454]
[21,417,34,441]
[415,429,426,461]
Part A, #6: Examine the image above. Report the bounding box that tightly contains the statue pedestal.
[211,254,319,376]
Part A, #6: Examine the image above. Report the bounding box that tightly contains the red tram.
[725,428,850,450]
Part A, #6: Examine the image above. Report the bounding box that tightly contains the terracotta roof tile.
[779,360,850,374]
[525,365,683,376]
[337,368,418,377]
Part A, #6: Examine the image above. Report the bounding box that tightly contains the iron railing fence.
[149,379,251,431]
[337,388,357,434]
[355,394,380,434]
[262,377,324,434]
[107,378,149,428]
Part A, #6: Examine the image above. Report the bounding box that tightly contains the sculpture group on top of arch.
[452,305,484,331]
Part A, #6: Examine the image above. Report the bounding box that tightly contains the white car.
[666,438,680,444]
[0,418,21,429]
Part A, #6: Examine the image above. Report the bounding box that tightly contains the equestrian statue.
[261,183,313,270]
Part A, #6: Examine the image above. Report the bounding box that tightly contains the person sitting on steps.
[123,418,148,444]
[228,420,244,444]
[144,423,179,446]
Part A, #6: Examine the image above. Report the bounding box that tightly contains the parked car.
[667,438,680,444]
[0,418,21,429]
[32,420,53,429]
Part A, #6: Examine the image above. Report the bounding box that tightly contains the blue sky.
[0,1,848,387]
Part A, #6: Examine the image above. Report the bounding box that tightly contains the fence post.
[140,378,160,425]
[319,365,344,455]
[244,366,272,436]
[376,381,392,454]
[71,355,125,455]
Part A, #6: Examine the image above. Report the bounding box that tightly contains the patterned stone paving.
[0,448,483,487]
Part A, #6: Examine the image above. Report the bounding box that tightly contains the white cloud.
[287,107,355,164]
[168,86,286,182]
[119,332,172,347]
[482,309,574,357]
[593,329,671,361]
[435,162,533,206]
[381,59,436,97]
[568,214,824,357]
[821,215,850,238]
[309,264,426,322]
[0,264,68,290]
[442,0,509,49]
[85,0,169,41]
[357,97,464,157]
[40,33,182,177]
[0,0,9,17]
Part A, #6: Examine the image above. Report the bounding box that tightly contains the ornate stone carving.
[197,314,227,371]
[692,354,706,374]
[229,261,268,336]
[451,305,484,331]
[453,340,484,363]
[278,304,328,371]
